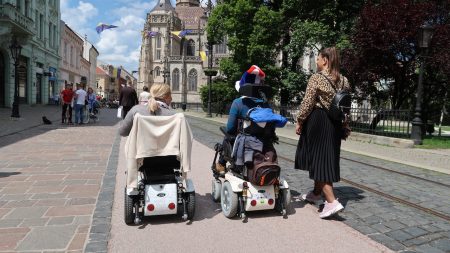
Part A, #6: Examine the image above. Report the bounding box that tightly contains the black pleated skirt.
[295,108,342,182]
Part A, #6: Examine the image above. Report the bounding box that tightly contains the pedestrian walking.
[119,81,138,119]
[294,47,351,218]
[60,84,74,124]
[139,86,151,105]
[73,84,87,125]
[87,87,97,114]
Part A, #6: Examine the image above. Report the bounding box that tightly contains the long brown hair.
[319,47,340,84]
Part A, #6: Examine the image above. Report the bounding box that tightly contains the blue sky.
[60,0,176,72]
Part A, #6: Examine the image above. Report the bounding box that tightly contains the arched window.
[154,67,160,77]
[188,69,197,91]
[172,68,180,91]
[187,40,195,56]
[215,37,228,54]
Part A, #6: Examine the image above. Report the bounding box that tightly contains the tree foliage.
[341,0,450,111]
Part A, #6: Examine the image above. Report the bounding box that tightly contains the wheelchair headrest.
[239,84,272,99]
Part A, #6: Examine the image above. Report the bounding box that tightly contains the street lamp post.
[206,42,213,118]
[411,24,434,145]
[9,38,22,118]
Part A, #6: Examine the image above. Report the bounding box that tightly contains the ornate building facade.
[0,0,60,107]
[137,0,229,104]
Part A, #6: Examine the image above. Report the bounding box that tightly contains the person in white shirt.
[74,84,87,125]
[139,86,151,105]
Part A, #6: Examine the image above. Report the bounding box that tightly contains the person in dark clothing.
[215,65,269,174]
[295,47,350,219]
[119,81,138,119]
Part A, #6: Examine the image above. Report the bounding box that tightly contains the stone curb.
[348,132,414,148]
[84,133,120,253]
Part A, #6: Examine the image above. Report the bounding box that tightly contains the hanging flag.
[117,67,121,78]
[199,51,207,61]
[112,67,118,78]
[171,31,181,37]
[96,23,118,34]
[179,29,192,37]
[147,31,159,37]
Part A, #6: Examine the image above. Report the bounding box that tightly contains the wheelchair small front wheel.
[211,179,222,202]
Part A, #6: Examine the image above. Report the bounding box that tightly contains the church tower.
[176,0,200,7]
[137,0,181,92]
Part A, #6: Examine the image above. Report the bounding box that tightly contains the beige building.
[137,0,229,105]
[58,20,83,89]
[83,37,99,90]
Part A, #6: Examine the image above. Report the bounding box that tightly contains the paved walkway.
[0,108,119,252]
[108,137,392,253]
[0,105,61,137]
[182,111,450,175]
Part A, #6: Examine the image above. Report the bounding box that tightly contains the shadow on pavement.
[334,186,365,207]
[0,172,21,178]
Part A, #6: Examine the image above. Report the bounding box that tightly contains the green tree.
[199,79,238,114]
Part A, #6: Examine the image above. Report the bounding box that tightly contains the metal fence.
[171,102,204,112]
[348,107,412,138]
[274,105,413,138]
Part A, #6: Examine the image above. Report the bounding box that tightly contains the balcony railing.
[0,3,34,35]
[168,56,201,62]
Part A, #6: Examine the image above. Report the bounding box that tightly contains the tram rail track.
[187,118,450,222]
[187,117,450,188]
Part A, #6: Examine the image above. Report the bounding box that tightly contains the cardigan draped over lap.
[124,113,193,189]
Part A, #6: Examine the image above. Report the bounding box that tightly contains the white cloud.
[61,1,98,31]
[96,2,154,71]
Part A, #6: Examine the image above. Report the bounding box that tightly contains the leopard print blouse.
[296,70,351,125]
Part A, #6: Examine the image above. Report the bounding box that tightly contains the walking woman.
[295,47,350,218]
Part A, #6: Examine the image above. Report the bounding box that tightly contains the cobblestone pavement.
[187,116,450,253]
[0,108,120,252]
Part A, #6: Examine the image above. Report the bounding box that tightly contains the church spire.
[151,0,175,12]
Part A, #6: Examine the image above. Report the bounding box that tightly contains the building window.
[155,67,160,77]
[25,0,30,17]
[64,42,67,60]
[309,51,316,73]
[156,36,161,49]
[187,40,195,56]
[70,46,73,66]
[172,68,180,91]
[156,49,161,60]
[40,14,44,39]
[188,69,197,91]
[215,37,227,54]
[48,23,52,47]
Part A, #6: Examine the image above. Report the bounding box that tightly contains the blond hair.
[319,47,341,84]
[148,84,171,113]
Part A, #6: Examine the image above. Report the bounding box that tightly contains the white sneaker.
[319,199,344,219]
[301,191,323,205]
[126,187,139,195]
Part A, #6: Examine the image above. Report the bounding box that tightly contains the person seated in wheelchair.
[215,65,285,177]
[119,84,179,193]
[119,84,174,136]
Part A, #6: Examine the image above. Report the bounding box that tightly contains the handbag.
[117,106,123,118]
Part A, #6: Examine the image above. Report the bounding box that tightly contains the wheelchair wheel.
[275,188,291,215]
[186,191,196,220]
[124,188,135,225]
[221,181,238,218]
[211,179,222,202]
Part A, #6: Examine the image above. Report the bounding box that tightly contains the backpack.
[319,73,352,139]
[247,147,280,186]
